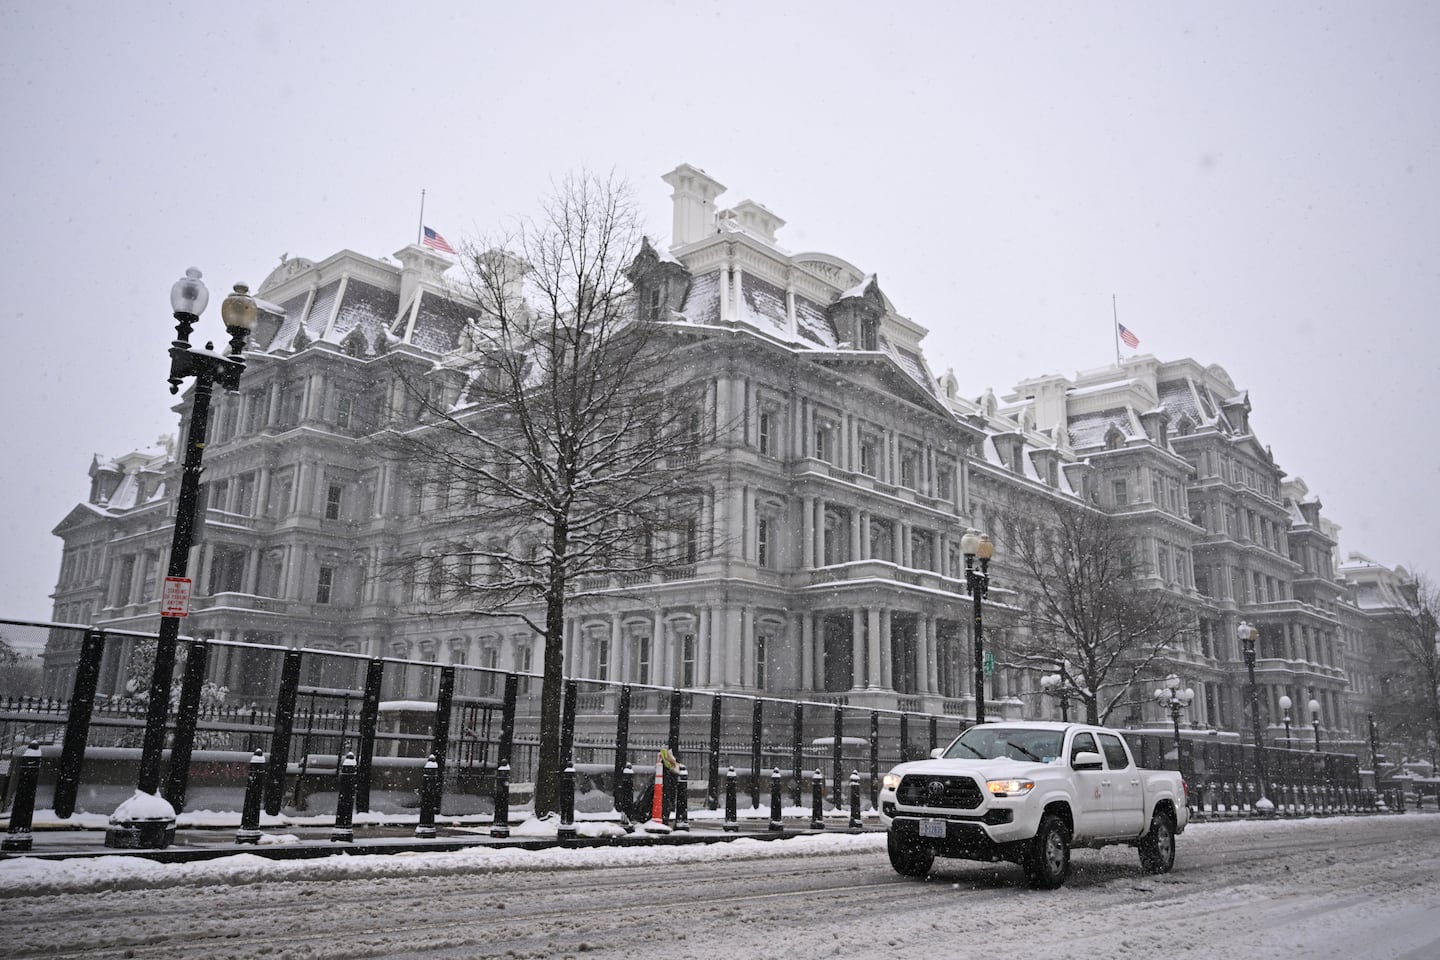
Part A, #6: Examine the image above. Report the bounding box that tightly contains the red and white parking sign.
[161,576,193,617]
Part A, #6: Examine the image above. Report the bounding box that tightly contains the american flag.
[1118,323,1140,349]
[422,226,456,255]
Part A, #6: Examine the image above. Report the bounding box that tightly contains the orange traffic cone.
[642,752,671,834]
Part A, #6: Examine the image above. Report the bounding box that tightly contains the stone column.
[879,608,893,690]
[867,607,882,688]
[851,608,866,690]
[801,495,815,568]
[815,498,827,566]
[653,610,668,687]
[697,606,712,687]
[800,612,814,690]
[926,616,939,694]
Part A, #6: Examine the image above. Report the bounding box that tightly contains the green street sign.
[983,651,995,677]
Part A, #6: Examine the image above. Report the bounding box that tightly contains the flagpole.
[1112,294,1120,366]
[417,189,426,246]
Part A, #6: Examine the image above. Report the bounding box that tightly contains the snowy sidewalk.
[1,806,883,863]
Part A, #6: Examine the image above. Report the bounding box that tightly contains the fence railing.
[0,617,1386,823]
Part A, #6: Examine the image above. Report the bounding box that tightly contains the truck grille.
[897,774,983,809]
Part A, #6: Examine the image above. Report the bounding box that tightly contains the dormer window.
[860,317,878,351]
[1104,425,1125,450]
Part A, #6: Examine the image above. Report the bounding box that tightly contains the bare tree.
[383,171,710,815]
[1373,573,1440,766]
[997,499,1195,724]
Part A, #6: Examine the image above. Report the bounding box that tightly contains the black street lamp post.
[1279,695,1293,749]
[1309,698,1322,753]
[105,269,256,850]
[961,529,994,725]
[1153,674,1195,774]
[1237,621,1274,814]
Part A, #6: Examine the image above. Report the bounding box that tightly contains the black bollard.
[723,765,738,832]
[2,742,42,852]
[674,765,690,832]
[810,769,826,830]
[848,770,862,829]
[491,763,511,839]
[558,759,578,841]
[331,752,357,843]
[415,754,439,839]
[768,766,783,832]
[616,762,635,832]
[235,749,266,845]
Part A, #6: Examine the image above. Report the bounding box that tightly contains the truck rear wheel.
[1138,809,1176,874]
[1022,814,1071,889]
[887,828,934,878]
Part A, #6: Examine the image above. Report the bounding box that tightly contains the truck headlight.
[882,773,902,791]
[985,778,1035,797]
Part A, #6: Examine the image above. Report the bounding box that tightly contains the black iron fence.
[0,617,1388,822]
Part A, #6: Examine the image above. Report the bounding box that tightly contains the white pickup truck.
[878,721,1188,888]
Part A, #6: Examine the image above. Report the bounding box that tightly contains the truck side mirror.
[1072,751,1104,770]
[930,747,945,759]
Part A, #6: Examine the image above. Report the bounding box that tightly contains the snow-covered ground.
[2,814,1437,958]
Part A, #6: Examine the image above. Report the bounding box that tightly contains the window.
[754,633,768,689]
[757,518,771,567]
[316,566,334,604]
[937,465,953,499]
[814,422,831,462]
[209,478,230,514]
[635,635,650,684]
[680,517,698,564]
[244,389,267,434]
[1112,478,1128,506]
[860,439,876,476]
[336,394,354,430]
[900,451,917,489]
[681,633,696,687]
[758,411,772,455]
[1071,732,1098,760]
[268,472,293,518]
[518,645,534,694]
[114,554,136,606]
[1098,734,1130,769]
[325,484,344,521]
[235,472,256,516]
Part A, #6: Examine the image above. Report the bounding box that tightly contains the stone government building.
[43,163,1414,752]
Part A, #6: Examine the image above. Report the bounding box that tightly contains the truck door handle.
[1131,780,1140,786]
[1101,780,1111,786]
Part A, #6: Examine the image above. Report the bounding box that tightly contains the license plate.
[920,819,946,838]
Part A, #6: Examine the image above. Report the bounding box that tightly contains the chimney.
[661,163,726,248]
[731,199,785,244]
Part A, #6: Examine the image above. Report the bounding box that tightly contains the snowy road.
[3,814,1439,959]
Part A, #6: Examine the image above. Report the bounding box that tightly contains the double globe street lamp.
[1040,666,1078,722]
[105,269,257,849]
[1153,674,1195,774]
[961,529,995,725]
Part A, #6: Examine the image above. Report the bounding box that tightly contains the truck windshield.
[942,727,1064,763]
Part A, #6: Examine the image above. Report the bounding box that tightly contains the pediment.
[52,502,109,537]
[808,352,949,417]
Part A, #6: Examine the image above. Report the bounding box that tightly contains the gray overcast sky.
[2,2,1437,621]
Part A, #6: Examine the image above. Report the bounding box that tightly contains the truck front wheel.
[887,828,934,878]
[1022,814,1071,889]
[1138,809,1176,874]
